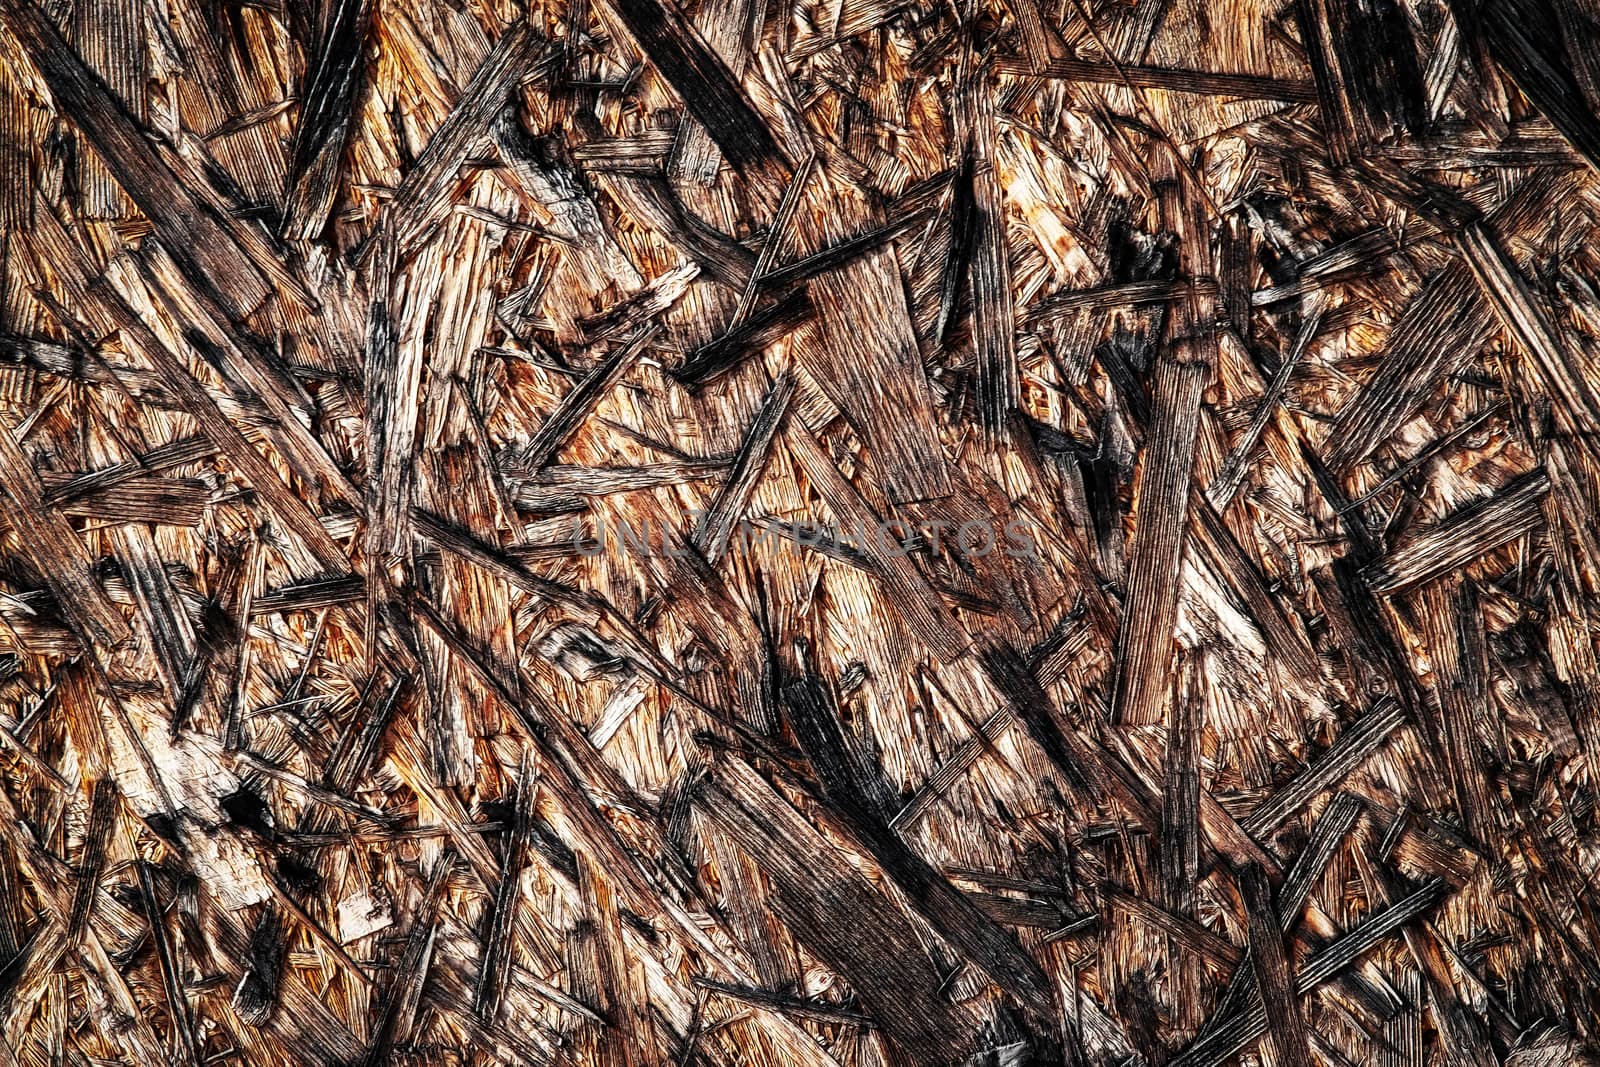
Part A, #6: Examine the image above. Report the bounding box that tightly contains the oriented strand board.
[2,0,1600,1062]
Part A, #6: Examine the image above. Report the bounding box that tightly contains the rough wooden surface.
[3,0,1600,1062]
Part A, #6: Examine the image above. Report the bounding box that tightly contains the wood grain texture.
[3,0,1600,1062]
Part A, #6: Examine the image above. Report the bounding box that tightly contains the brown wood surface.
[1,0,1599,1062]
